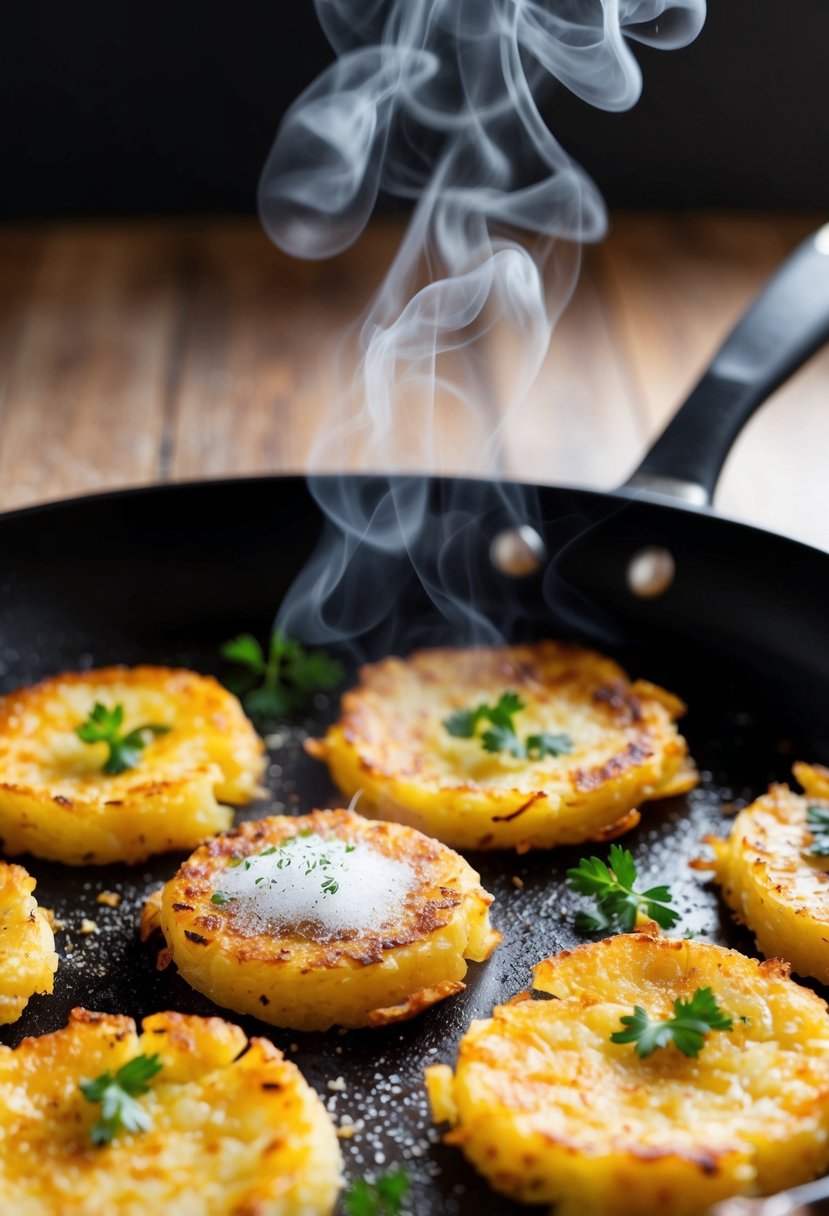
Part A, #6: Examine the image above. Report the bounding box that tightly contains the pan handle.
[623,223,829,506]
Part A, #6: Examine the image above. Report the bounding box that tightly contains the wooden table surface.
[2,212,827,548]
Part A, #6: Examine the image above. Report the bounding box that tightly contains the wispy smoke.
[259,0,706,649]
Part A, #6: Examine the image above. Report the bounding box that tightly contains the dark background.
[2,0,827,217]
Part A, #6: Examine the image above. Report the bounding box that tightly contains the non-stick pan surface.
[0,592,807,1214]
[1,228,829,1213]
[0,471,826,1215]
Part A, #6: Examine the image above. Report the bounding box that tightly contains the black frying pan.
[3,227,829,1215]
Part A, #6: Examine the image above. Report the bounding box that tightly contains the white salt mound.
[217,833,416,940]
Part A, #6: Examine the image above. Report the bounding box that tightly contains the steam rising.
[259,0,706,650]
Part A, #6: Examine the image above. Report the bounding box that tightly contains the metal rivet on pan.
[626,546,676,599]
[490,526,547,577]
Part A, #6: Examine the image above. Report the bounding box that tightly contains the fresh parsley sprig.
[345,1169,409,1216]
[610,987,733,1058]
[566,844,680,933]
[75,703,171,775]
[220,628,343,720]
[444,691,571,761]
[806,804,829,856]
[79,1053,163,1145]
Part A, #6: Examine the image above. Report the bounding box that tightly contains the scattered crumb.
[79,918,99,935]
[327,1076,347,1093]
[337,1125,357,1139]
[511,875,524,889]
[96,890,121,908]
[289,1043,299,1053]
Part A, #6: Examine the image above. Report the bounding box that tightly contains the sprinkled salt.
[215,833,415,939]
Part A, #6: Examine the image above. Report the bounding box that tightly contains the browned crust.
[0,665,263,820]
[526,1131,728,1177]
[367,980,466,1027]
[308,647,695,835]
[18,1007,137,1052]
[156,810,485,968]
[0,770,219,809]
[589,808,642,841]
[0,665,234,718]
[572,739,654,794]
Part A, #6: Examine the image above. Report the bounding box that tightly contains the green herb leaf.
[487,691,525,725]
[284,648,344,693]
[444,692,524,740]
[443,704,489,738]
[345,1169,409,1216]
[243,684,297,719]
[566,844,680,934]
[481,724,526,758]
[75,702,124,742]
[219,633,266,674]
[211,892,234,905]
[221,627,344,723]
[444,692,573,761]
[525,732,572,759]
[75,703,171,776]
[806,805,829,856]
[573,907,612,933]
[610,987,733,1058]
[606,842,637,890]
[79,1054,163,1145]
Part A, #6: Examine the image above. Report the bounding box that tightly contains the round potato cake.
[426,933,829,1215]
[141,809,501,1031]
[704,762,829,984]
[307,643,697,850]
[0,666,265,864]
[0,860,57,1024]
[0,1007,342,1216]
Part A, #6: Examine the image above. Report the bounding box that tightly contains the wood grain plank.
[601,212,803,435]
[0,226,45,432]
[602,212,829,545]
[717,326,829,550]
[495,242,646,489]
[0,221,181,511]
[168,220,400,481]
[3,214,828,551]
[168,218,513,482]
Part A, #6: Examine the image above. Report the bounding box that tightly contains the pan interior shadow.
[0,616,812,1213]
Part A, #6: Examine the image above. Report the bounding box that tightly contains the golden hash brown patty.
[308,643,697,851]
[0,1007,342,1216]
[141,809,501,1031]
[0,861,57,1024]
[426,932,829,1216]
[703,762,829,984]
[0,666,266,864]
